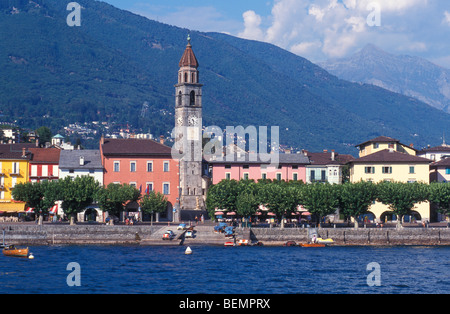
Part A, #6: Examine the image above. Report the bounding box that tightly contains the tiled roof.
[29,148,60,163]
[431,157,450,167]
[420,145,450,153]
[101,138,172,156]
[179,43,199,68]
[0,144,33,160]
[350,149,432,163]
[356,136,399,147]
[206,153,310,165]
[59,150,103,169]
[306,151,354,165]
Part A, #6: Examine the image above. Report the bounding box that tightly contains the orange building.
[100,137,179,219]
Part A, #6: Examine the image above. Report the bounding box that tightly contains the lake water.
[0,245,449,294]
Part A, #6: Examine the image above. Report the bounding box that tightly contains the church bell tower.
[174,35,204,211]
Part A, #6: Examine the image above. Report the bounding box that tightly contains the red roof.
[179,43,199,68]
[29,148,61,163]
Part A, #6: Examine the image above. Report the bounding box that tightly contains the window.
[243,173,249,180]
[262,173,267,180]
[146,183,153,194]
[114,161,120,172]
[130,182,137,188]
[130,161,136,172]
[225,165,232,169]
[31,165,38,177]
[293,173,298,181]
[163,183,170,195]
[292,165,298,170]
[243,165,249,169]
[42,165,48,177]
[276,173,282,181]
[12,162,19,175]
[409,166,415,174]
[190,91,195,106]
[446,168,450,175]
[365,167,375,174]
[321,170,326,181]
[225,173,231,180]
[382,167,392,174]
[147,161,153,172]
[310,170,316,181]
[373,143,379,149]
[163,161,170,172]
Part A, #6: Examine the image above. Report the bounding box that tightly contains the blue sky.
[102,0,450,68]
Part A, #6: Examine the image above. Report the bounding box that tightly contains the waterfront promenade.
[2,221,450,247]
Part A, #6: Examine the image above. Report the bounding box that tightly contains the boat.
[3,245,29,258]
[317,238,334,244]
[237,239,249,246]
[224,241,235,247]
[185,247,192,255]
[300,243,326,248]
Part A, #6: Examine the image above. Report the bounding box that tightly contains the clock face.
[188,115,199,126]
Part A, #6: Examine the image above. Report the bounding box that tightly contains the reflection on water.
[0,246,449,294]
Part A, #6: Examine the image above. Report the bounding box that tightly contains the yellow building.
[350,137,432,222]
[0,145,32,214]
[356,136,417,158]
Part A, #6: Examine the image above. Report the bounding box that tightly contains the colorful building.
[356,136,417,158]
[207,153,309,185]
[0,144,33,214]
[100,137,179,220]
[349,138,432,222]
[29,148,61,183]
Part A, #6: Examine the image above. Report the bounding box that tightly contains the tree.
[36,126,52,147]
[301,183,339,227]
[236,191,259,218]
[428,182,450,225]
[377,181,429,228]
[96,183,140,224]
[205,179,240,219]
[12,180,60,225]
[59,176,100,225]
[140,192,168,223]
[337,181,378,229]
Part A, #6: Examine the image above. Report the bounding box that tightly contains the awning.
[227,212,236,216]
[215,211,224,215]
[302,212,311,216]
[0,202,26,213]
[49,204,58,215]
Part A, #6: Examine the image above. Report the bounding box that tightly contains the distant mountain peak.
[320,45,450,113]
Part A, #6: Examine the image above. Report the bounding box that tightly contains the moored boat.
[300,243,326,248]
[2,245,29,258]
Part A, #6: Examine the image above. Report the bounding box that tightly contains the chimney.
[22,147,26,158]
[160,135,165,145]
[80,156,85,166]
[331,150,335,161]
[100,135,104,145]
[410,143,414,148]
[323,149,328,153]
[389,147,394,153]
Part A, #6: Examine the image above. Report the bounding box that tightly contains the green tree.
[96,183,140,224]
[36,126,52,147]
[428,182,450,225]
[337,181,378,229]
[140,192,168,223]
[301,183,339,227]
[59,176,100,225]
[12,180,60,225]
[377,181,429,228]
[205,179,240,219]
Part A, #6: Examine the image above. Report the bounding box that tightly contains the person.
[194,216,198,224]
[312,234,317,244]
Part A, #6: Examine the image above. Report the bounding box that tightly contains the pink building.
[208,153,309,184]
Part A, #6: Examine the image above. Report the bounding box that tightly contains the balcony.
[8,170,22,176]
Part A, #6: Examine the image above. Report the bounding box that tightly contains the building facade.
[29,148,60,183]
[349,139,432,222]
[100,137,179,220]
[304,150,354,184]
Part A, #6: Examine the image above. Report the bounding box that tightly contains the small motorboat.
[317,238,334,244]
[224,241,235,247]
[237,239,249,246]
[300,243,326,248]
[3,245,29,258]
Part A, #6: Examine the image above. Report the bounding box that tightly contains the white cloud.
[238,10,265,41]
[444,11,450,26]
[235,0,447,63]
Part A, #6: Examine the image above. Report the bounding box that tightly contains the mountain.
[319,44,450,113]
[1,0,450,155]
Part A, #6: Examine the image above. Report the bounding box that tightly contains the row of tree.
[12,176,169,225]
[206,179,450,228]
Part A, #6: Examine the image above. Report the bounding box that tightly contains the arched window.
[177,91,182,107]
[190,91,195,106]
